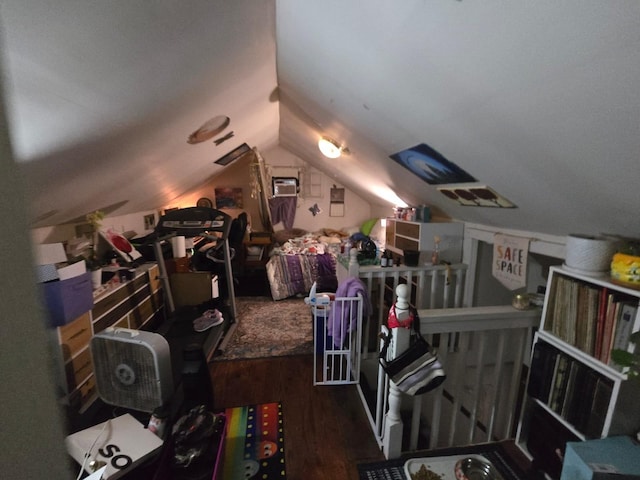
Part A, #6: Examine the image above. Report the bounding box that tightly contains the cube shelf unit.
[515,266,640,479]
[384,218,464,264]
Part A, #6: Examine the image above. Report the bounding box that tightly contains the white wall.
[261,146,375,233]
[31,210,159,245]
[30,145,383,255]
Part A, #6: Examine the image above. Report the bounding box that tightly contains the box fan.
[90,328,174,413]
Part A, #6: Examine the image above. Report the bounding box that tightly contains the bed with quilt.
[265,229,347,301]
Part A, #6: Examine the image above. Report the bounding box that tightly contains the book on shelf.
[610,301,638,362]
[549,353,571,413]
[599,293,620,363]
[564,361,586,427]
[571,368,601,434]
[594,287,609,360]
[527,341,560,403]
[547,273,638,364]
[584,377,614,439]
[583,285,600,356]
[543,274,560,335]
[560,359,581,419]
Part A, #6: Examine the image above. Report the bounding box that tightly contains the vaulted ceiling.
[2,1,639,238]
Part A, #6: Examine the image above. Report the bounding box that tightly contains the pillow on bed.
[361,218,378,236]
[273,228,308,245]
[342,225,361,236]
[319,235,342,244]
[322,228,349,238]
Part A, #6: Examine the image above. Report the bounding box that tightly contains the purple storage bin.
[42,272,93,327]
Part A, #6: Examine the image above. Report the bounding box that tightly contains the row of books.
[543,274,638,365]
[527,341,613,438]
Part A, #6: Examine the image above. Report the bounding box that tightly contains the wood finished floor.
[209,354,385,480]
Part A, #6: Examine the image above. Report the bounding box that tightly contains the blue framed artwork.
[389,143,476,185]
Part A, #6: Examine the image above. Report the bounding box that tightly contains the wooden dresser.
[51,263,165,414]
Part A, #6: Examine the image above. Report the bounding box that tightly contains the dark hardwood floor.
[209,354,385,479]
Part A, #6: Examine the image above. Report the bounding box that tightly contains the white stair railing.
[379,287,540,458]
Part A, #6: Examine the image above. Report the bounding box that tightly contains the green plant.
[610,331,640,381]
[86,210,105,231]
[85,210,105,270]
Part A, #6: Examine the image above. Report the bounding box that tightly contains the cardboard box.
[57,259,87,280]
[170,272,218,307]
[561,436,640,480]
[165,256,191,274]
[35,263,60,282]
[34,242,67,265]
[42,271,94,327]
[65,413,163,480]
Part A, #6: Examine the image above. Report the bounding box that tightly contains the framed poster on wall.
[330,186,344,217]
[215,188,244,208]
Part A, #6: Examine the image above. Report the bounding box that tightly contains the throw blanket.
[266,253,337,300]
[328,276,371,347]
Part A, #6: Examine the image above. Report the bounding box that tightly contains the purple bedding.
[265,253,338,300]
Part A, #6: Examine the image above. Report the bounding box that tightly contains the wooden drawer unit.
[385,218,395,246]
[394,235,419,252]
[129,291,163,329]
[68,376,97,413]
[385,218,464,264]
[395,221,420,239]
[64,348,93,391]
[93,284,152,333]
[92,273,149,318]
[52,262,164,413]
[148,264,160,291]
[58,312,91,362]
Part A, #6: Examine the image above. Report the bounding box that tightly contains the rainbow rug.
[220,402,286,480]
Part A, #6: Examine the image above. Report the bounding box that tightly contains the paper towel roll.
[171,236,187,258]
[565,234,616,273]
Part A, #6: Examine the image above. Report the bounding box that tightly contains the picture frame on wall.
[330,186,345,217]
[215,187,244,208]
[390,143,476,185]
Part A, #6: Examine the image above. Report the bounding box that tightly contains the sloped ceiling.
[2,1,639,237]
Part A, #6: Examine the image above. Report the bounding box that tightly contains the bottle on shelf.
[431,235,441,265]
[380,249,388,267]
[344,239,352,256]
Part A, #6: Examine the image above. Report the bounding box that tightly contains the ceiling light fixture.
[318,136,344,159]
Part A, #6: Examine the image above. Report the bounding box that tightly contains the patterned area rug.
[218,296,313,360]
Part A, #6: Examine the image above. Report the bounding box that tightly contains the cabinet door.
[385,218,396,247]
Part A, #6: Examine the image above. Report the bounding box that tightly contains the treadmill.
[152,206,238,360]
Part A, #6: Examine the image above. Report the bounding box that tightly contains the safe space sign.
[492,234,530,290]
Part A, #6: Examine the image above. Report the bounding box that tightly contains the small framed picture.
[215,187,244,208]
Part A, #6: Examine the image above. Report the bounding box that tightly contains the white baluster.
[348,247,359,276]
[383,284,411,458]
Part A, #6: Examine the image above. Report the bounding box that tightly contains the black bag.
[379,309,446,395]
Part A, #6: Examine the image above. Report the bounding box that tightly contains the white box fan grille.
[90,328,174,413]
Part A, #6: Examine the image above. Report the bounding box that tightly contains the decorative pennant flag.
[493,234,530,290]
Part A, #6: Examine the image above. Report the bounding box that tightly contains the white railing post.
[383,284,411,458]
[348,248,359,276]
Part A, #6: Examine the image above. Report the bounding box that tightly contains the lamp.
[318,137,343,159]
